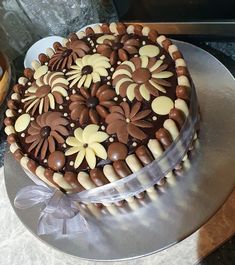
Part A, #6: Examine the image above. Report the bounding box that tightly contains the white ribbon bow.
[14,170,88,236]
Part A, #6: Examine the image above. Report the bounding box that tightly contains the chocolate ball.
[44,168,54,178]
[7,134,16,144]
[13,84,23,93]
[13,150,23,161]
[108,142,128,161]
[24,68,34,79]
[27,159,37,173]
[4,117,13,126]
[48,151,65,171]
[53,42,62,51]
[38,53,49,63]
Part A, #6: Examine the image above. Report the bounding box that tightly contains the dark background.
[113,0,235,22]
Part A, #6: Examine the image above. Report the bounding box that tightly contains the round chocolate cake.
[5,23,192,196]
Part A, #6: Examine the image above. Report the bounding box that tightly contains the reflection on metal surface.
[4,40,235,261]
[129,22,235,37]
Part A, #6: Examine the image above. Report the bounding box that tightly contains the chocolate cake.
[5,23,194,200]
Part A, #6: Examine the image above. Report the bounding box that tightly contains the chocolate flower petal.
[80,108,89,125]
[96,105,109,118]
[25,134,39,143]
[105,113,125,124]
[110,106,125,115]
[48,135,55,153]
[41,140,48,160]
[127,123,147,140]
[120,102,130,118]
[131,109,152,121]
[123,45,138,54]
[117,124,129,144]
[129,102,141,118]
[54,125,69,136]
[98,89,116,101]
[124,39,140,47]
[106,120,126,134]
[28,138,40,152]
[131,120,153,128]
[89,108,99,124]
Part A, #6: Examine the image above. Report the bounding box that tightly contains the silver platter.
[4,40,235,261]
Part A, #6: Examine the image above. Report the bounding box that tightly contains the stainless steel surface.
[4,40,235,261]
[131,22,235,36]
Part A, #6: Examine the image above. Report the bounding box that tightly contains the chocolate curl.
[147,139,174,179]
[162,39,172,51]
[101,23,111,33]
[90,168,118,215]
[176,66,189,77]
[169,108,186,128]
[90,168,125,207]
[155,128,173,149]
[103,165,138,207]
[85,27,94,36]
[77,172,102,218]
[64,172,84,192]
[113,161,145,200]
[116,22,126,34]
[135,146,154,165]
[148,29,158,42]
[176,85,190,100]
[125,154,157,195]
[136,146,166,186]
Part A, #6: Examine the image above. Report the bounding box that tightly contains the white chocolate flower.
[22,71,69,115]
[66,54,111,89]
[112,56,173,101]
[65,124,108,169]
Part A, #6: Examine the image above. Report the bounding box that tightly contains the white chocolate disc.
[139,45,160,58]
[151,96,174,115]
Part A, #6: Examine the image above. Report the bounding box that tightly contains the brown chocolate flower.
[48,40,90,71]
[105,102,153,144]
[22,71,69,115]
[97,34,140,65]
[25,112,69,160]
[112,56,173,101]
[69,83,116,125]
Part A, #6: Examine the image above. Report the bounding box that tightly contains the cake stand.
[4,40,235,261]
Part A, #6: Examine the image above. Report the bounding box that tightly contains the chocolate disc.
[48,151,66,171]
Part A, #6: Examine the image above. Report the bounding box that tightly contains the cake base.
[4,40,235,261]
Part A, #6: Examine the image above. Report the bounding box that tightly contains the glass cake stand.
[4,40,235,261]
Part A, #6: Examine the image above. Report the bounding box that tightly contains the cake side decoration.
[5,22,196,198]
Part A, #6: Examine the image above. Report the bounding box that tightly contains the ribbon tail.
[14,185,52,209]
[37,212,89,236]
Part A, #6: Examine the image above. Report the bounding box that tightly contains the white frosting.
[53,173,72,190]
[77,31,86,39]
[178,76,190,87]
[10,143,19,153]
[156,35,166,47]
[46,48,54,58]
[163,119,179,140]
[11,93,20,101]
[18,77,28,86]
[4,126,15,135]
[175,99,189,117]
[77,172,96,189]
[126,25,135,34]
[168,44,178,57]
[175,58,186,67]
[142,26,150,36]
